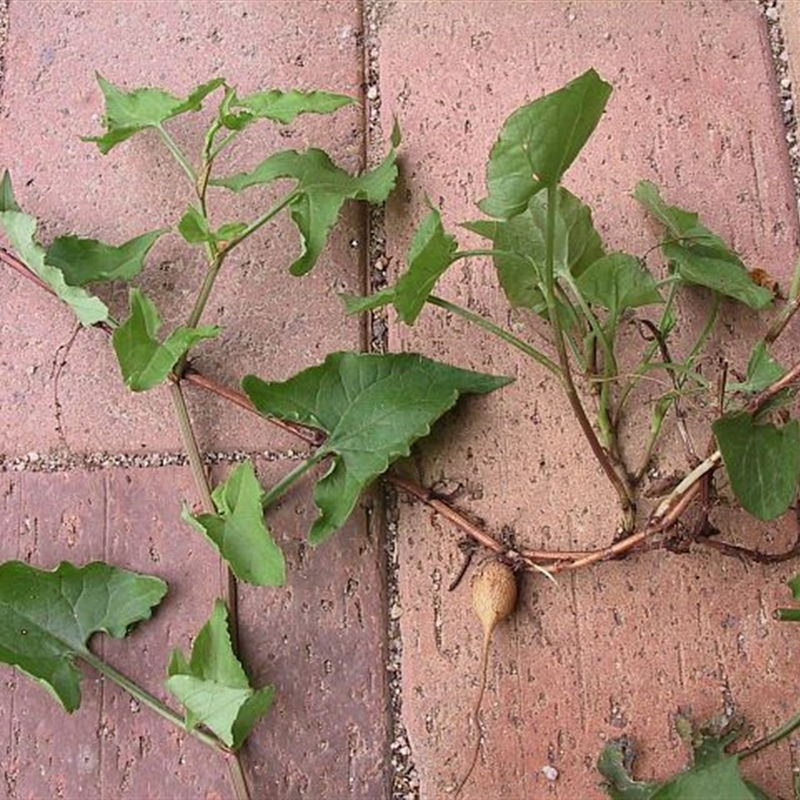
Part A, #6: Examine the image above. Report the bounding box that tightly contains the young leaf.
[166,599,274,750]
[0,170,20,211]
[0,171,108,325]
[597,740,660,800]
[243,352,512,544]
[177,205,211,244]
[713,412,800,521]
[466,186,604,313]
[112,288,218,391]
[634,181,772,310]
[83,74,225,154]
[599,728,771,800]
[479,68,612,218]
[393,205,458,323]
[726,342,785,395]
[214,221,247,243]
[0,560,167,712]
[220,88,354,130]
[212,145,398,275]
[45,229,167,286]
[177,206,247,248]
[577,253,662,314]
[181,461,285,586]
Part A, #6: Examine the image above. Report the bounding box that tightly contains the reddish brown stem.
[1,247,324,446]
[7,245,800,575]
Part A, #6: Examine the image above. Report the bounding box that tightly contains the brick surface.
[379,1,800,798]
[0,462,388,798]
[0,2,390,799]
[0,468,230,798]
[0,0,367,454]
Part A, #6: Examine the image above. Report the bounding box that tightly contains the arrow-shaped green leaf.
[634,180,773,310]
[212,144,398,276]
[112,288,218,391]
[45,229,167,286]
[466,185,604,322]
[182,460,286,586]
[713,412,800,521]
[577,253,662,314]
[479,68,612,218]
[0,560,167,712]
[0,171,109,325]
[83,74,225,154]
[166,599,274,750]
[243,352,512,544]
[220,88,354,130]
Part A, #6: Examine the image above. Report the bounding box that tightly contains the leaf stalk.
[540,184,635,525]
[261,450,327,509]
[427,294,561,376]
[81,649,229,753]
[156,125,197,185]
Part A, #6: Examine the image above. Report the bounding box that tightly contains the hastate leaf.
[634,181,772,310]
[577,253,662,314]
[726,342,785,395]
[479,69,612,218]
[181,461,285,586]
[343,205,458,323]
[0,171,108,325]
[466,185,604,314]
[0,561,167,712]
[599,728,770,800]
[112,288,218,391]
[166,600,274,750]
[220,88,353,130]
[83,74,225,154]
[713,412,800,521]
[662,240,772,310]
[243,352,512,544]
[45,229,167,286]
[212,144,398,275]
[394,205,458,323]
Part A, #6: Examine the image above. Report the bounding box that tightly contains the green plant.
[0,75,509,798]
[343,69,800,795]
[2,67,800,798]
[595,570,800,800]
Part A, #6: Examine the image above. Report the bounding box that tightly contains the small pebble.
[542,765,559,781]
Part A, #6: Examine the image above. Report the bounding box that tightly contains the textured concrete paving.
[3,2,800,800]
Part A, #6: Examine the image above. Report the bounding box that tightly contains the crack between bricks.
[362,1,420,798]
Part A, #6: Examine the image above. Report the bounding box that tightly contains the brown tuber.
[451,558,519,796]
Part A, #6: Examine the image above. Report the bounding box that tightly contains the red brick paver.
[3,1,800,799]
[379,1,800,798]
[0,2,388,798]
